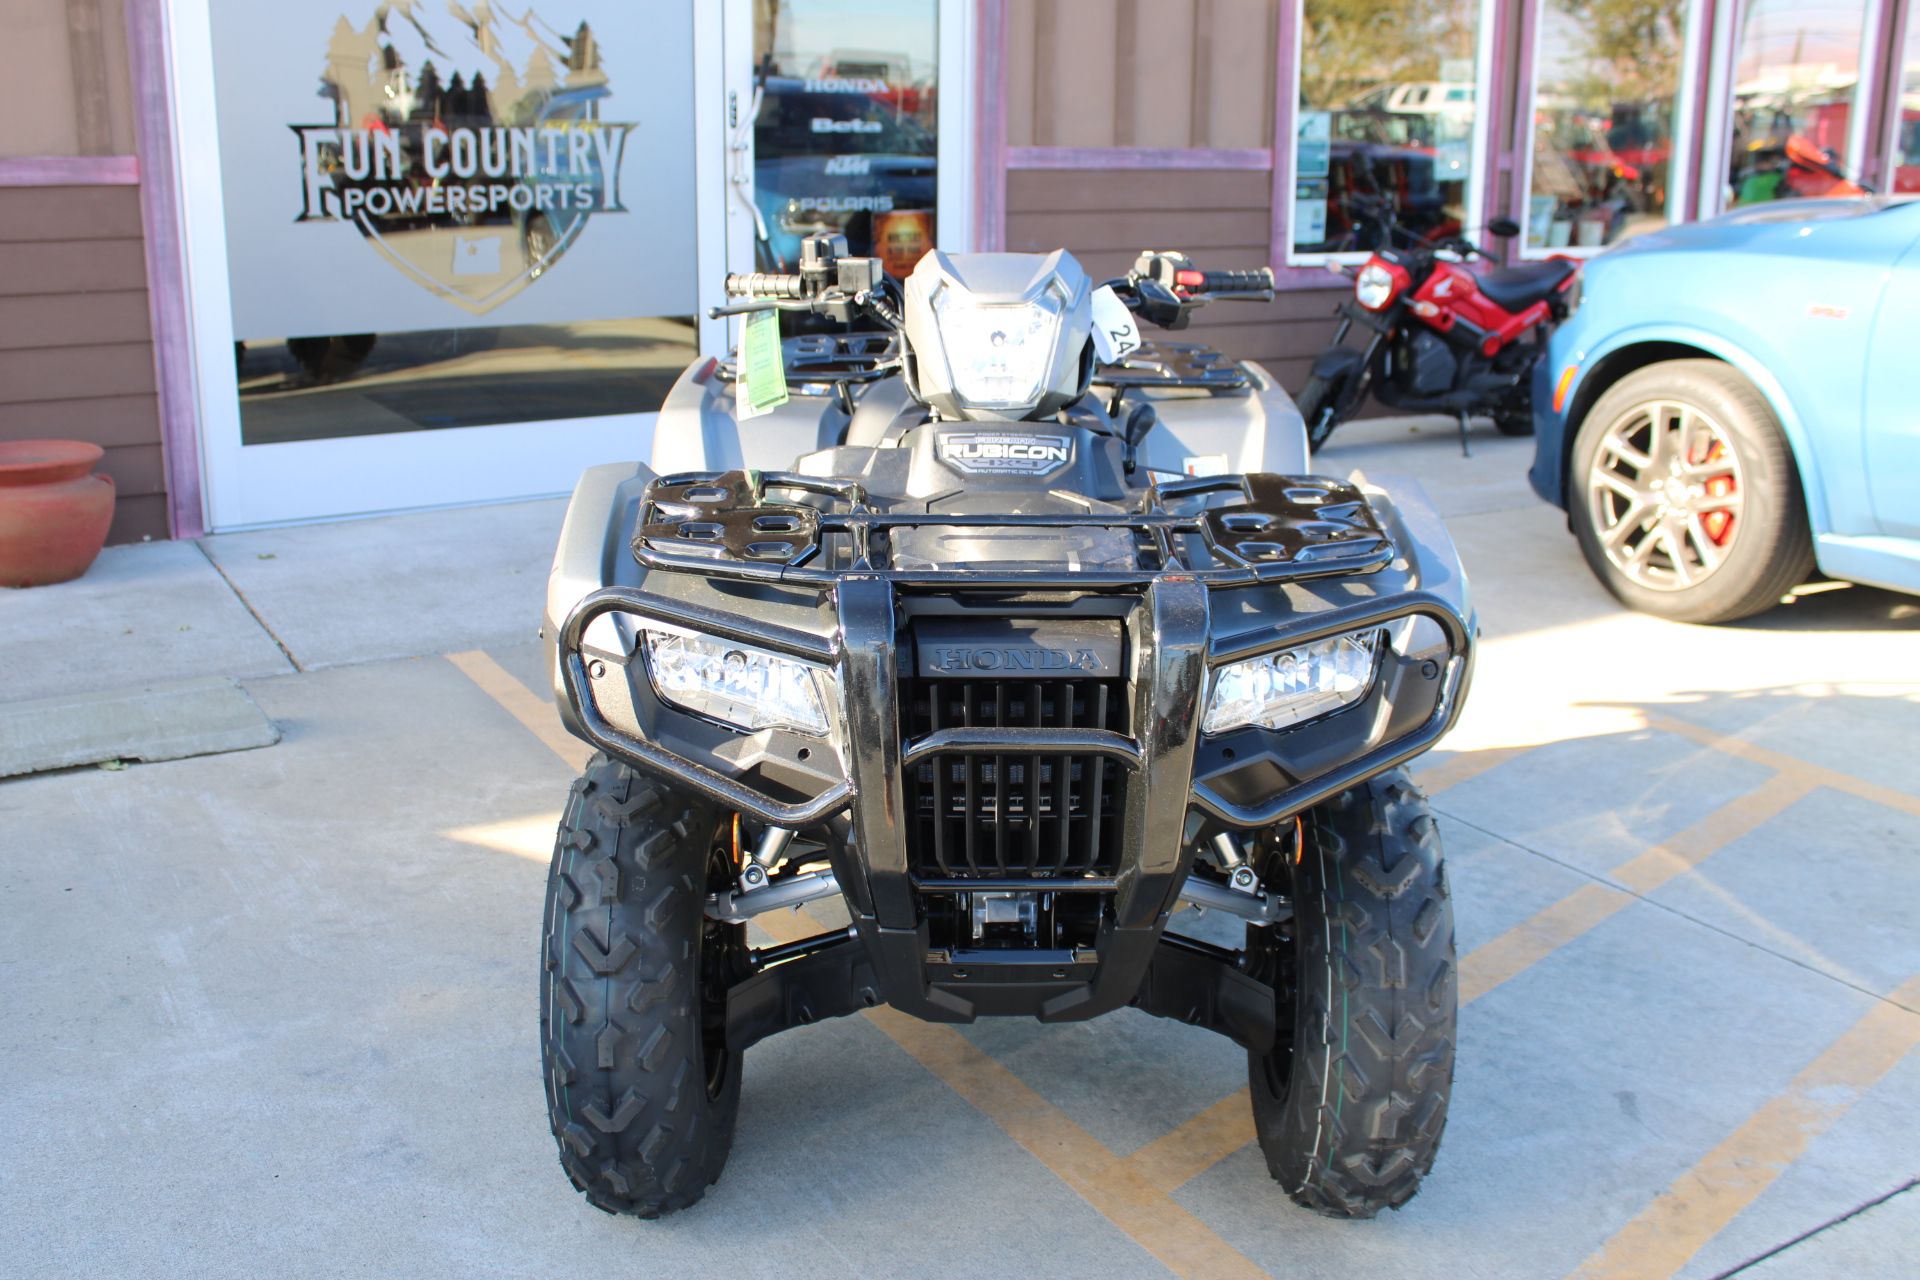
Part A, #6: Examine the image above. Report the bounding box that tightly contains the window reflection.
[1727,0,1868,205]
[752,0,938,276]
[1895,19,1920,193]
[1525,0,1683,251]
[1293,0,1481,255]
[234,317,695,446]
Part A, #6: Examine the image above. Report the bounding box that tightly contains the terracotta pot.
[0,439,117,588]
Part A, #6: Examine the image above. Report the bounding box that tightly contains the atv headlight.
[931,284,1065,411]
[1204,632,1380,735]
[643,630,831,737]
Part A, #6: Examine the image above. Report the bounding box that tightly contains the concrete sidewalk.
[1,494,566,699]
[2,418,1917,1280]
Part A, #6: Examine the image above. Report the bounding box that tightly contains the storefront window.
[752,0,938,277]
[208,0,698,445]
[1524,0,1685,252]
[1292,0,1482,256]
[1894,15,1920,193]
[1726,0,1869,206]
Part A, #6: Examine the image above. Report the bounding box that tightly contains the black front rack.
[631,470,1394,592]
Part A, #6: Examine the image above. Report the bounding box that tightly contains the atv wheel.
[1297,374,1345,452]
[1247,769,1455,1218]
[1570,360,1812,623]
[540,754,743,1217]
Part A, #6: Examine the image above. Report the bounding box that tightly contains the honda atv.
[537,233,1475,1220]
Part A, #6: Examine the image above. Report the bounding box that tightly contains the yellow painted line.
[1125,1088,1258,1190]
[754,907,1264,1279]
[1570,974,1920,1280]
[869,1007,1266,1279]
[1135,775,1823,1190]
[446,649,591,772]
[1414,744,1529,795]
[1460,774,1817,1004]
[1647,712,1920,819]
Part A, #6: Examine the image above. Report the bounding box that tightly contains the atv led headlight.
[643,630,831,737]
[930,284,1065,412]
[1204,631,1380,735]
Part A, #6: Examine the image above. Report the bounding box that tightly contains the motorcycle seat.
[1475,259,1577,313]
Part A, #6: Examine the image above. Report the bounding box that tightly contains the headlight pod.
[1203,631,1380,735]
[930,284,1065,411]
[1354,262,1399,311]
[643,630,831,737]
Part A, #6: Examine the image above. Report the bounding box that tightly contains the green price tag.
[739,309,789,419]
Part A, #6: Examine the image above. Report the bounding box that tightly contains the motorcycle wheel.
[1296,375,1343,452]
[1493,409,1535,437]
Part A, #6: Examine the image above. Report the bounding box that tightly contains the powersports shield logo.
[937,432,1073,477]
[292,7,633,314]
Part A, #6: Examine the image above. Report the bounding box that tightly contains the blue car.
[1529,197,1920,622]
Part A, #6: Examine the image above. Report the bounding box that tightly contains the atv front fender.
[541,460,653,732]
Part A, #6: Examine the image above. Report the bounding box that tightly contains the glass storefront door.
[749,0,940,278]
[173,0,723,529]
[174,0,967,529]
[720,0,970,295]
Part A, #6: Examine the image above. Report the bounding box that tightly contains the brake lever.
[707,297,806,319]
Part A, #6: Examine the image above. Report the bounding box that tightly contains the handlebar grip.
[725,272,807,299]
[1198,268,1276,295]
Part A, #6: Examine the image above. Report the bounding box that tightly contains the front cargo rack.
[631,469,1393,592]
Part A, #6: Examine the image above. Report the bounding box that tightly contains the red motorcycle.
[1298,194,1583,453]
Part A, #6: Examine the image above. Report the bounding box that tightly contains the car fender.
[1560,322,1832,536]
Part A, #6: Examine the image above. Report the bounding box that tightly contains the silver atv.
[538,233,1475,1219]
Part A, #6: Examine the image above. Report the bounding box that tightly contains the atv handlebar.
[1176,267,1277,299]
[723,271,808,299]
[709,235,1277,336]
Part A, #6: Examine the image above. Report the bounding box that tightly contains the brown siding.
[0,184,166,544]
[0,0,137,158]
[1004,168,1344,397]
[1006,0,1277,148]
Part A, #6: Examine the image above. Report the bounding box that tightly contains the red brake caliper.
[1693,438,1736,545]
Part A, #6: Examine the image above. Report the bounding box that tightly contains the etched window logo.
[291,7,635,314]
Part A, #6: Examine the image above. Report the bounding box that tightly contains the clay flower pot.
[0,440,116,588]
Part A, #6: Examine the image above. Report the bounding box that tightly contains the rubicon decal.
[937,432,1073,476]
[293,7,633,314]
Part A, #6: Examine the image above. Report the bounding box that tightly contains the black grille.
[903,677,1130,878]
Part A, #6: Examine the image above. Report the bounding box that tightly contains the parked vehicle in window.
[1530,196,1920,623]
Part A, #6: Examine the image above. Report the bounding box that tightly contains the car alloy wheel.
[1584,398,1743,592]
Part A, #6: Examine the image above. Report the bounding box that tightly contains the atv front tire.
[540,754,742,1217]
[1248,770,1456,1217]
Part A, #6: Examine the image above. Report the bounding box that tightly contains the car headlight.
[643,630,831,736]
[1354,262,1398,310]
[930,284,1064,411]
[1203,632,1379,735]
